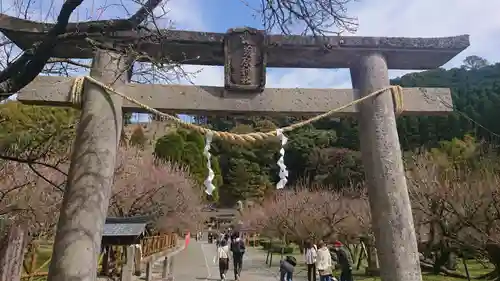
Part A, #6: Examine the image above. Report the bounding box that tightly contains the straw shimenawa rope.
[70,76,404,145]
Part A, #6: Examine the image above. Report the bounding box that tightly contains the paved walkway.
[172,240,279,281]
[97,238,305,281]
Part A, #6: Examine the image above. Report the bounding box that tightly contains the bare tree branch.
[253,0,358,35]
[0,0,84,95]
[0,154,68,178]
[0,0,166,97]
[129,0,165,26]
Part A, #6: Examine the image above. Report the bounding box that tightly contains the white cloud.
[179,0,500,89]
[352,0,500,65]
[162,0,207,31]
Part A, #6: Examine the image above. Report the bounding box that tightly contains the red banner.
[185,232,190,248]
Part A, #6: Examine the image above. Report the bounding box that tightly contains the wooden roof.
[102,216,149,237]
[102,223,146,237]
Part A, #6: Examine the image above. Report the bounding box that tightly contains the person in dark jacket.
[230,232,246,280]
[280,256,296,281]
[331,241,354,281]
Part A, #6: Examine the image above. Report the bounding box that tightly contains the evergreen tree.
[154,129,223,202]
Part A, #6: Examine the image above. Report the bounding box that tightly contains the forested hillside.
[166,55,500,206]
[3,56,495,208]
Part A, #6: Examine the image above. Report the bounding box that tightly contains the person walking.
[280,256,297,281]
[217,239,230,281]
[331,241,354,281]
[216,232,224,248]
[230,232,246,280]
[316,241,334,281]
[304,240,318,281]
[208,227,213,244]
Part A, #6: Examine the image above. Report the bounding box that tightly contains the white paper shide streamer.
[276,129,288,189]
[203,131,216,195]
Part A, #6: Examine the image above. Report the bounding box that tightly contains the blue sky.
[2,0,500,122]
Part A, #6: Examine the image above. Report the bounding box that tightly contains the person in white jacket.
[217,239,230,281]
[304,240,318,281]
[316,241,334,281]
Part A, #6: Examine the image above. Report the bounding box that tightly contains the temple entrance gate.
[0,13,469,281]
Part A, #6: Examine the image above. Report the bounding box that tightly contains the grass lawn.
[21,241,116,281]
[252,244,493,281]
[23,245,53,273]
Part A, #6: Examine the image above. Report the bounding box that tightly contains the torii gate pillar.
[47,50,131,281]
[351,53,421,281]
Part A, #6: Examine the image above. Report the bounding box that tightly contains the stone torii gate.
[0,14,469,281]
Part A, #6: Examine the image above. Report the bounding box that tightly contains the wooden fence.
[141,234,177,258]
[1,233,178,281]
[243,233,261,247]
[20,242,53,281]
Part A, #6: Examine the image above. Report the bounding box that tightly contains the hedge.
[270,244,294,254]
[259,238,283,250]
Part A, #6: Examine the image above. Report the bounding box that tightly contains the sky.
[1,0,499,122]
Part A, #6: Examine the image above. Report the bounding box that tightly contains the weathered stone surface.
[351,53,422,281]
[16,76,453,116]
[0,224,27,281]
[46,50,129,281]
[224,27,267,91]
[0,14,469,69]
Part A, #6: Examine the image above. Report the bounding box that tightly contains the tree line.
[154,55,500,206]
[241,136,500,278]
[3,55,496,209]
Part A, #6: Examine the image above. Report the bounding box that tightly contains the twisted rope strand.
[70,76,404,145]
